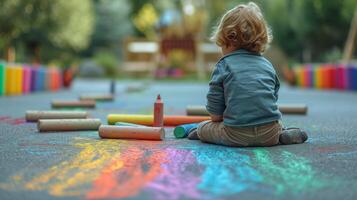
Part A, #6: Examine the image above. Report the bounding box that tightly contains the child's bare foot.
[188,128,199,140]
[279,128,308,145]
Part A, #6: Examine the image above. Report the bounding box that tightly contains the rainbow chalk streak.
[0,137,346,199]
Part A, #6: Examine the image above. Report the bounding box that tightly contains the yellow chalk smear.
[1,138,125,197]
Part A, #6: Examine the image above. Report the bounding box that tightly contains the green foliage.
[1,0,95,50]
[93,50,118,77]
[91,0,132,49]
[49,0,95,50]
[128,0,154,37]
[0,0,95,63]
[263,0,356,62]
[206,0,357,62]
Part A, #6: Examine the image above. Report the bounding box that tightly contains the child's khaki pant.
[197,120,282,147]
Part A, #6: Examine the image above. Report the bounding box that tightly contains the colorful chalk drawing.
[87,145,167,199]
[145,148,203,200]
[0,137,341,199]
[0,116,27,125]
[0,138,125,196]
[252,149,326,195]
[193,148,262,197]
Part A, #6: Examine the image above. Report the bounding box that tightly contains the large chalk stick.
[52,100,96,108]
[99,125,165,140]
[30,68,37,92]
[13,67,23,95]
[186,104,308,116]
[79,94,114,101]
[174,123,198,138]
[5,66,11,95]
[22,66,31,94]
[278,104,308,115]
[45,69,51,91]
[26,110,88,122]
[107,114,210,126]
[6,67,17,95]
[315,67,323,89]
[34,68,42,91]
[38,118,101,132]
[108,114,153,126]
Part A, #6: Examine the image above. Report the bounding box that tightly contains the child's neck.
[222,45,238,55]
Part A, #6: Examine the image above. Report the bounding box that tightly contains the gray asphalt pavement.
[0,79,357,200]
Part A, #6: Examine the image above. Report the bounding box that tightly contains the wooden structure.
[122,37,221,79]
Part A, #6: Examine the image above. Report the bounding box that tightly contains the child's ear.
[227,30,238,42]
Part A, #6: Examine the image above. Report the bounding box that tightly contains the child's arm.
[210,114,223,122]
[206,61,228,122]
[274,74,280,99]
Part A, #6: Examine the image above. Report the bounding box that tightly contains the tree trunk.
[342,7,357,64]
[5,45,16,62]
[33,44,41,64]
[28,41,41,65]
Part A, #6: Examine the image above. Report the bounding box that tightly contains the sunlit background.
[1,1,357,199]
[0,0,356,84]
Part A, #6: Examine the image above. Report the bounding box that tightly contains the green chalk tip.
[174,126,186,138]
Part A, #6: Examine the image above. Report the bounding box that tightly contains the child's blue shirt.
[206,49,282,127]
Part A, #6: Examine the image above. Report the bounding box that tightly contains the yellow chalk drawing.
[0,137,125,197]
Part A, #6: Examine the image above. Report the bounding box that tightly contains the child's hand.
[210,115,223,122]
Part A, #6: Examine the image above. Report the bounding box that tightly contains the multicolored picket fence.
[292,64,357,91]
[0,62,68,96]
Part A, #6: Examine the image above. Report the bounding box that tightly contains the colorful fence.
[292,64,357,91]
[0,62,64,96]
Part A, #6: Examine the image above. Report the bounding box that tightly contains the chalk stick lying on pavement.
[99,125,165,140]
[278,104,308,115]
[26,110,88,122]
[51,100,96,108]
[38,118,101,132]
[107,114,210,126]
[174,123,198,138]
[79,94,114,101]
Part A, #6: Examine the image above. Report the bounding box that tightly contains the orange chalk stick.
[107,114,210,126]
[99,125,165,140]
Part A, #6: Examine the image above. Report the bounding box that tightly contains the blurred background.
[0,0,356,83]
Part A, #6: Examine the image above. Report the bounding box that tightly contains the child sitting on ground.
[188,2,307,146]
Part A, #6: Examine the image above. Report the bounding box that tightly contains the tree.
[82,0,133,57]
[263,0,357,62]
[0,0,95,63]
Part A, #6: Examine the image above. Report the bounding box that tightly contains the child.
[188,2,307,147]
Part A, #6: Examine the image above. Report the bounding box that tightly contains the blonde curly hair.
[211,2,272,54]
